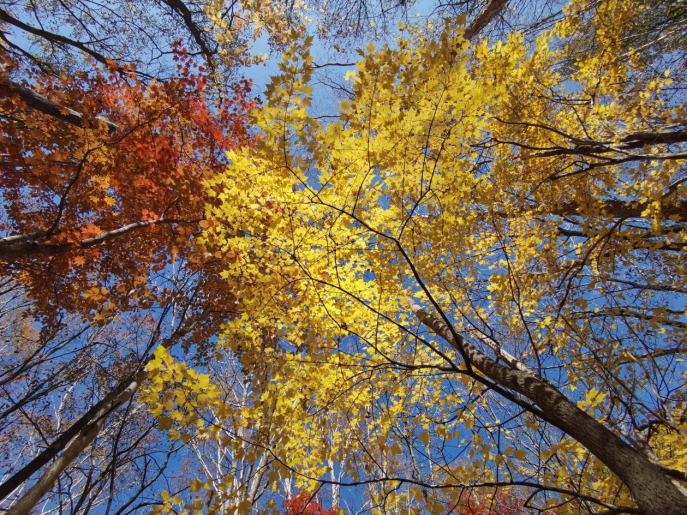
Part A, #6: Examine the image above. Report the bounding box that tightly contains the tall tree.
[194,0,687,513]
[0,11,257,512]
[1,44,255,321]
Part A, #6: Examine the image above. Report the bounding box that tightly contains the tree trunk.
[1,369,146,515]
[465,0,509,41]
[3,369,147,515]
[0,9,115,73]
[407,298,687,515]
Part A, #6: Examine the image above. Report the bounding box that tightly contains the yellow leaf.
[190,479,203,492]
[158,416,173,431]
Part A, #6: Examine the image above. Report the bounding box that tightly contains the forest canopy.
[0,1,686,515]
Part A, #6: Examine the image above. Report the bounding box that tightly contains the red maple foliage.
[281,490,338,515]
[0,43,258,322]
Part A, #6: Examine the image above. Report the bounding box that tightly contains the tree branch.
[0,218,196,260]
[0,9,115,69]
[159,0,218,67]
[1,77,118,133]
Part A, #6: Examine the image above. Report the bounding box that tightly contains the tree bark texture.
[407,298,687,515]
[465,0,509,41]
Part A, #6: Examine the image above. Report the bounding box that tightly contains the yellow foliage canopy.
[154,0,686,513]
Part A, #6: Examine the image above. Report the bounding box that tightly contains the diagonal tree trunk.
[465,0,509,41]
[406,298,687,515]
[4,372,145,515]
[0,316,199,514]
[0,77,117,133]
[0,366,146,509]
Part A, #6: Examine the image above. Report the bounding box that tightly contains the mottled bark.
[407,298,687,515]
[465,0,509,41]
[535,128,687,157]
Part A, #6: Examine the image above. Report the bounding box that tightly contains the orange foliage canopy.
[0,44,257,320]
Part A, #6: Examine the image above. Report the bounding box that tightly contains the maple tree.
[160,0,686,513]
[0,10,258,513]
[0,43,256,321]
[281,490,337,515]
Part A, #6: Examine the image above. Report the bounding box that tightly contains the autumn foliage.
[0,43,257,320]
[281,491,338,515]
[2,0,687,514]
[195,1,687,514]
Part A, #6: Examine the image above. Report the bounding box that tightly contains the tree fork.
[407,298,687,515]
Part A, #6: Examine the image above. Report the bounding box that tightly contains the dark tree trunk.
[0,77,117,132]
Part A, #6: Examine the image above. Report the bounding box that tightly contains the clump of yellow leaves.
[150,0,687,512]
[141,345,220,444]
